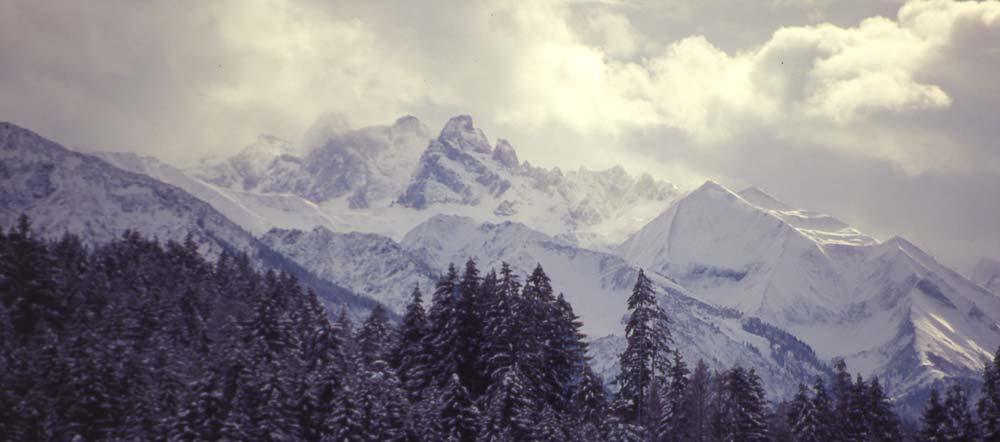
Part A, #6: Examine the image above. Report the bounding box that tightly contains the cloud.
[1,0,998,271]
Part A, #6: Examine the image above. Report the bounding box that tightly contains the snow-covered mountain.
[399,214,828,398]
[395,115,679,249]
[193,116,432,209]
[261,226,439,313]
[189,115,678,250]
[16,111,995,410]
[617,180,1000,410]
[0,122,379,319]
[98,151,343,235]
[973,258,1000,295]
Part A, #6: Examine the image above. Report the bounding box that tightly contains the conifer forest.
[3,216,1000,442]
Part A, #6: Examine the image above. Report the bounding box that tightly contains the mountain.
[260,226,439,313]
[98,151,344,235]
[193,116,432,208]
[973,258,1000,295]
[617,180,1000,410]
[0,121,379,319]
[399,214,829,398]
[185,115,677,250]
[396,115,679,249]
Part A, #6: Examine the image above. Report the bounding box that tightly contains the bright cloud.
[1,0,999,271]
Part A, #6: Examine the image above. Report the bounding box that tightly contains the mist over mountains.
[3,114,1000,417]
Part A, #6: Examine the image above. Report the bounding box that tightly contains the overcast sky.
[1,0,998,273]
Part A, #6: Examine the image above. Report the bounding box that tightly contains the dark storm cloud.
[0,0,997,272]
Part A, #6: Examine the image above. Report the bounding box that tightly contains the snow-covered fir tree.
[918,389,949,442]
[0,216,929,442]
[615,269,672,435]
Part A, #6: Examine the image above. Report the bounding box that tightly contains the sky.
[1,0,998,273]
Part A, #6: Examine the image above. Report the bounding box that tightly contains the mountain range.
[3,115,998,413]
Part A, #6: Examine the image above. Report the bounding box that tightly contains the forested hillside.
[1,216,997,442]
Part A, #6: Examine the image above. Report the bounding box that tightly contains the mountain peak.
[438,115,491,153]
[687,180,742,203]
[738,186,791,211]
[393,115,422,129]
[492,138,519,169]
[694,179,731,194]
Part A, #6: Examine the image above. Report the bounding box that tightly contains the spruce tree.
[357,304,394,368]
[479,363,538,442]
[394,285,430,401]
[918,389,949,442]
[480,263,525,387]
[2,215,64,339]
[832,359,852,442]
[844,374,869,442]
[980,348,1000,442]
[456,259,486,396]
[616,269,672,432]
[658,351,691,442]
[686,360,713,442]
[944,384,977,442]
[434,374,480,442]
[811,375,838,442]
[789,383,822,442]
[551,292,588,403]
[425,264,462,389]
[573,366,609,436]
[523,264,562,404]
[866,377,902,442]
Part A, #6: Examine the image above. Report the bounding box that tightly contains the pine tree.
[357,304,394,368]
[844,374,869,442]
[714,366,769,442]
[456,259,486,396]
[686,360,713,442]
[394,285,430,401]
[480,263,525,387]
[551,292,588,403]
[171,367,230,441]
[943,384,977,442]
[768,401,794,442]
[327,380,364,442]
[357,361,407,442]
[789,383,822,442]
[980,348,1000,442]
[658,351,691,442]
[572,366,609,436]
[810,375,838,442]
[1,215,65,339]
[479,363,538,442]
[616,269,672,432]
[866,377,902,442]
[426,264,462,389]
[832,359,852,442]
[434,374,480,442]
[523,264,562,405]
[918,389,949,442]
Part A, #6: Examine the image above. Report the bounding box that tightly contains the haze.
[1,0,998,273]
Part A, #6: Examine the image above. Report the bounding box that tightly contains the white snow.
[617,180,1000,401]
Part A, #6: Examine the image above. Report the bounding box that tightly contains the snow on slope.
[0,122,380,320]
[401,214,829,398]
[99,151,346,235]
[184,115,677,251]
[261,226,439,313]
[396,115,679,250]
[194,116,432,208]
[973,258,1000,295]
[0,122,255,257]
[617,181,1000,406]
